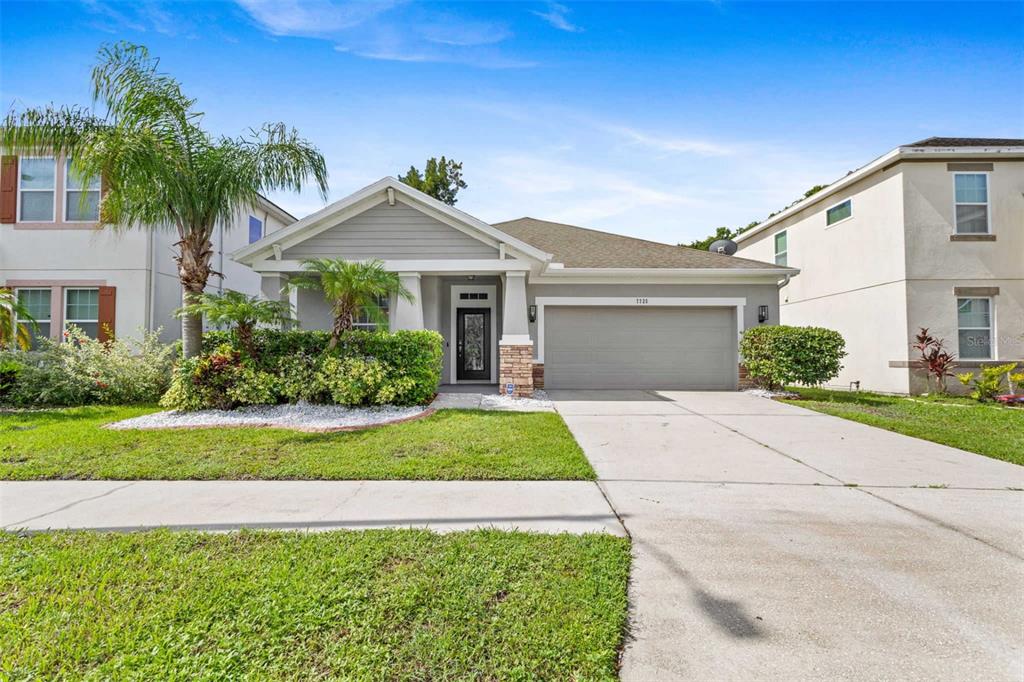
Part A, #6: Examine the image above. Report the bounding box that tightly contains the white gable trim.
[232,177,552,265]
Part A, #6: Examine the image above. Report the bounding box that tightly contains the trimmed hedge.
[164,329,443,411]
[740,325,846,390]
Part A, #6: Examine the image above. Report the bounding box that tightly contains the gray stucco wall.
[282,200,499,260]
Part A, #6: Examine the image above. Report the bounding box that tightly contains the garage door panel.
[544,306,737,390]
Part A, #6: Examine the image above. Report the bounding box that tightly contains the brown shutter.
[97,286,116,342]
[0,156,17,224]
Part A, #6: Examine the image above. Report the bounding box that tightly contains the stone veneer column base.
[532,362,545,390]
[738,363,756,390]
[499,342,534,398]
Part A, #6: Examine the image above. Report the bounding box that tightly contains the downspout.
[145,230,154,331]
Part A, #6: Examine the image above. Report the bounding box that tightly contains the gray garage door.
[544,306,737,390]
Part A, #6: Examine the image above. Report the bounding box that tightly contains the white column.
[392,272,424,330]
[260,273,289,303]
[500,271,531,344]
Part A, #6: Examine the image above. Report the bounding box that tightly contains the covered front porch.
[259,261,536,397]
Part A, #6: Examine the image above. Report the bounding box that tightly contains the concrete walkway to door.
[550,389,1024,682]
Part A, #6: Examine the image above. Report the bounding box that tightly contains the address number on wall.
[635,298,649,305]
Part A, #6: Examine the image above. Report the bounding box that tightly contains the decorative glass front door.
[457,308,490,380]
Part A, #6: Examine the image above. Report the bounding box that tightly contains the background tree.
[0,42,328,358]
[289,259,413,349]
[398,156,467,205]
[0,288,38,350]
[175,289,294,358]
[683,226,737,251]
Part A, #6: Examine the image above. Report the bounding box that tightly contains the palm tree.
[175,289,294,358]
[0,42,328,358]
[289,259,413,350]
[0,288,39,350]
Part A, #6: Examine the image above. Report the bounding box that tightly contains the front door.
[457,308,490,380]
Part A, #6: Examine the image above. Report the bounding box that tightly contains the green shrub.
[740,325,846,390]
[957,362,1018,402]
[0,327,175,407]
[173,329,443,410]
[0,357,23,401]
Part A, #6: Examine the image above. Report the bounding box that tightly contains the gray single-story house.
[232,178,797,397]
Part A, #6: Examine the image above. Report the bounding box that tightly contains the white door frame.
[450,284,498,384]
[534,296,746,363]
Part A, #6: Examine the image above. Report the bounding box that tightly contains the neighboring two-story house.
[735,137,1023,394]
[0,153,295,345]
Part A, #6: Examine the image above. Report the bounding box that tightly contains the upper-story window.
[19,157,56,222]
[248,215,263,243]
[774,231,788,266]
[826,199,852,226]
[953,173,989,234]
[65,160,101,222]
[957,297,993,359]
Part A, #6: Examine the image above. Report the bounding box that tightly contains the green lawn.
[785,388,1024,466]
[1,529,630,680]
[0,407,595,481]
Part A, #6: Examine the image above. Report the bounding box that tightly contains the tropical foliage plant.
[289,259,413,349]
[740,325,847,390]
[911,327,957,393]
[0,42,328,358]
[0,288,38,351]
[957,362,1019,402]
[175,289,293,358]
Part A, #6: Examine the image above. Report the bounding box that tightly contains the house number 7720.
[635,298,649,304]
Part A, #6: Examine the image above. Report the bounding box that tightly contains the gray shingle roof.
[905,137,1024,147]
[493,217,787,270]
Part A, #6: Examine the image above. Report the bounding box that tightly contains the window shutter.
[97,286,116,342]
[0,156,17,224]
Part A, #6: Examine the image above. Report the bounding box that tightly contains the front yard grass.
[785,387,1024,466]
[1,529,630,680]
[0,407,595,480]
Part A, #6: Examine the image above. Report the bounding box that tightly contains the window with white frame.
[953,173,989,234]
[352,294,390,330]
[957,297,993,359]
[15,288,51,349]
[774,231,788,266]
[64,288,100,339]
[826,199,852,226]
[18,157,56,221]
[248,215,263,244]
[65,159,101,221]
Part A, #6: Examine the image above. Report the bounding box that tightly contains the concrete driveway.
[550,389,1024,681]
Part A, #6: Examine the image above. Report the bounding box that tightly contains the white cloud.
[235,0,529,68]
[82,0,186,36]
[601,124,736,157]
[236,0,398,37]
[530,3,582,33]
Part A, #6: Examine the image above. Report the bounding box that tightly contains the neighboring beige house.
[735,137,1023,394]
[233,177,796,397]
[1,153,295,345]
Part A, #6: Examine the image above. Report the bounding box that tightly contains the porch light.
[528,304,537,323]
[758,305,769,323]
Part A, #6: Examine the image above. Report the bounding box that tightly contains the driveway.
[550,389,1024,681]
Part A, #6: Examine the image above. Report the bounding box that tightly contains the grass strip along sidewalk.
[1,529,630,680]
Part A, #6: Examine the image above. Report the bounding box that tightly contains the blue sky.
[2,1,1022,244]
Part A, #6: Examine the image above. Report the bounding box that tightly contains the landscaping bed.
[0,406,595,480]
[783,387,1024,466]
[0,529,630,680]
[106,403,433,432]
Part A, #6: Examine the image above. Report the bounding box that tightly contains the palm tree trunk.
[328,301,354,350]
[177,227,215,359]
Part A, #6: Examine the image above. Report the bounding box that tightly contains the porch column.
[392,272,424,330]
[499,271,534,398]
[260,273,289,303]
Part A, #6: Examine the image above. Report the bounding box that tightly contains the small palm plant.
[289,259,413,349]
[0,288,39,350]
[175,290,294,357]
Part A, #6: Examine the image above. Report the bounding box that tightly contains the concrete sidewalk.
[0,480,625,535]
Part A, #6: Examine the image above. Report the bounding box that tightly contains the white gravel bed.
[744,388,800,400]
[480,389,554,412]
[106,404,431,432]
